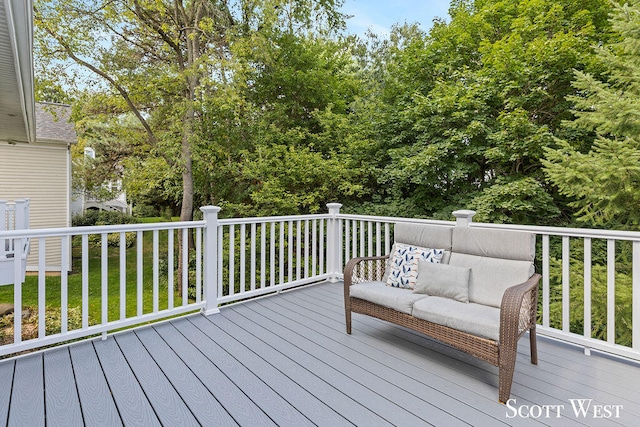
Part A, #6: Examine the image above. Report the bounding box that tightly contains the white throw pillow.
[386,243,444,289]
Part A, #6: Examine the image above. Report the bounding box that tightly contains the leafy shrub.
[88,231,137,248]
[73,210,138,248]
[0,306,84,346]
[72,210,137,227]
[132,204,159,218]
[547,257,632,346]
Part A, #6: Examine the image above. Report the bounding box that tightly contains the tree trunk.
[177,12,200,293]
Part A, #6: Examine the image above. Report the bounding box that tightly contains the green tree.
[34,0,234,223]
[34,0,346,221]
[544,0,640,229]
[357,0,611,223]
[196,29,368,216]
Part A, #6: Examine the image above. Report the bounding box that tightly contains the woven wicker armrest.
[344,255,389,288]
[499,273,541,345]
[344,255,389,335]
[497,273,540,402]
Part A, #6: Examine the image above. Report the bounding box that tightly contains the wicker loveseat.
[343,220,541,403]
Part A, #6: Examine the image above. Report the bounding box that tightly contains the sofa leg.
[530,327,538,365]
[498,350,517,404]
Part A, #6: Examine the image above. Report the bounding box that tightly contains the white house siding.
[0,141,71,271]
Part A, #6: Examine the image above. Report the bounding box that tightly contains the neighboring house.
[71,147,131,216]
[0,103,76,271]
[1,0,75,271]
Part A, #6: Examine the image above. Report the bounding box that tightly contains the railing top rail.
[218,213,332,226]
[0,220,206,239]
[469,222,640,241]
[3,209,639,241]
[338,213,640,241]
[336,214,454,227]
[0,199,29,207]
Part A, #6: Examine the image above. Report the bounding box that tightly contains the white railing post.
[0,201,6,259]
[633,240,640,351]
[326,203,342,282]
[14,199,29,230]
[201,206,221,315]
[452,210,476,227]
[15,199,30,264]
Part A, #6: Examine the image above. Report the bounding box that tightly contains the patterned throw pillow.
[386,243,444,289]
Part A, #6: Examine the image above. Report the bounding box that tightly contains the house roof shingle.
[35,102,77,144]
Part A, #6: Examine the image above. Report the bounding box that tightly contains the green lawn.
[0,219,193,334]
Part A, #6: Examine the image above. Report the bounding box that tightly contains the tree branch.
[38,22,158,145]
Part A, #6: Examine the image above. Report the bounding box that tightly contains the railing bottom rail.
[536,326,640,362]
[0,303,205,358]
[216,275,332,305]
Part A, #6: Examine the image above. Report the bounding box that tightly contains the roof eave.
[4,0,35,143]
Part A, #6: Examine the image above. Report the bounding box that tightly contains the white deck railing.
[0,207,335,356]
[334,210,640,362]
[0,221,206,356]
[1,203,639,362]
[1,200,30,286]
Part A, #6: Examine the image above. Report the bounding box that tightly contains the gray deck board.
[133,326,239,426]
[245,298,476,427]
[114,332,200,426]
[223,304,430,426]
[69,341,122,427]
[152,321,277,427]
[2,281,640,426]
[0,359,13,425]
[188,314,353,427]
[43,348,84,426]
[171,316,314,427]
[9,354,44,426]
[205,311,391,426]
[93,337,161,426]
[518,336,640,400]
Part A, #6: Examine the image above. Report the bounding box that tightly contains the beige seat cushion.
[412,296,501,341]
[350,281,429,315]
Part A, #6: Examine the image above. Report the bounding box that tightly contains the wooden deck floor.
[1,281,639,426]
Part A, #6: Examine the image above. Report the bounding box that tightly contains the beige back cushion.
[382,223,453,282]
[394,223,453,251]
[450,228,536,307]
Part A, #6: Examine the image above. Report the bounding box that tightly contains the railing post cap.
[327,203,342,216]
[453,209,476,217]
[452,210,476,227]
[200,206,221,214]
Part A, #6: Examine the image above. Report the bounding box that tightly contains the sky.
[340,0,452,38]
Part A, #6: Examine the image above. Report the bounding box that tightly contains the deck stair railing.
[0,199,30,286]
[1,203,639,363]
